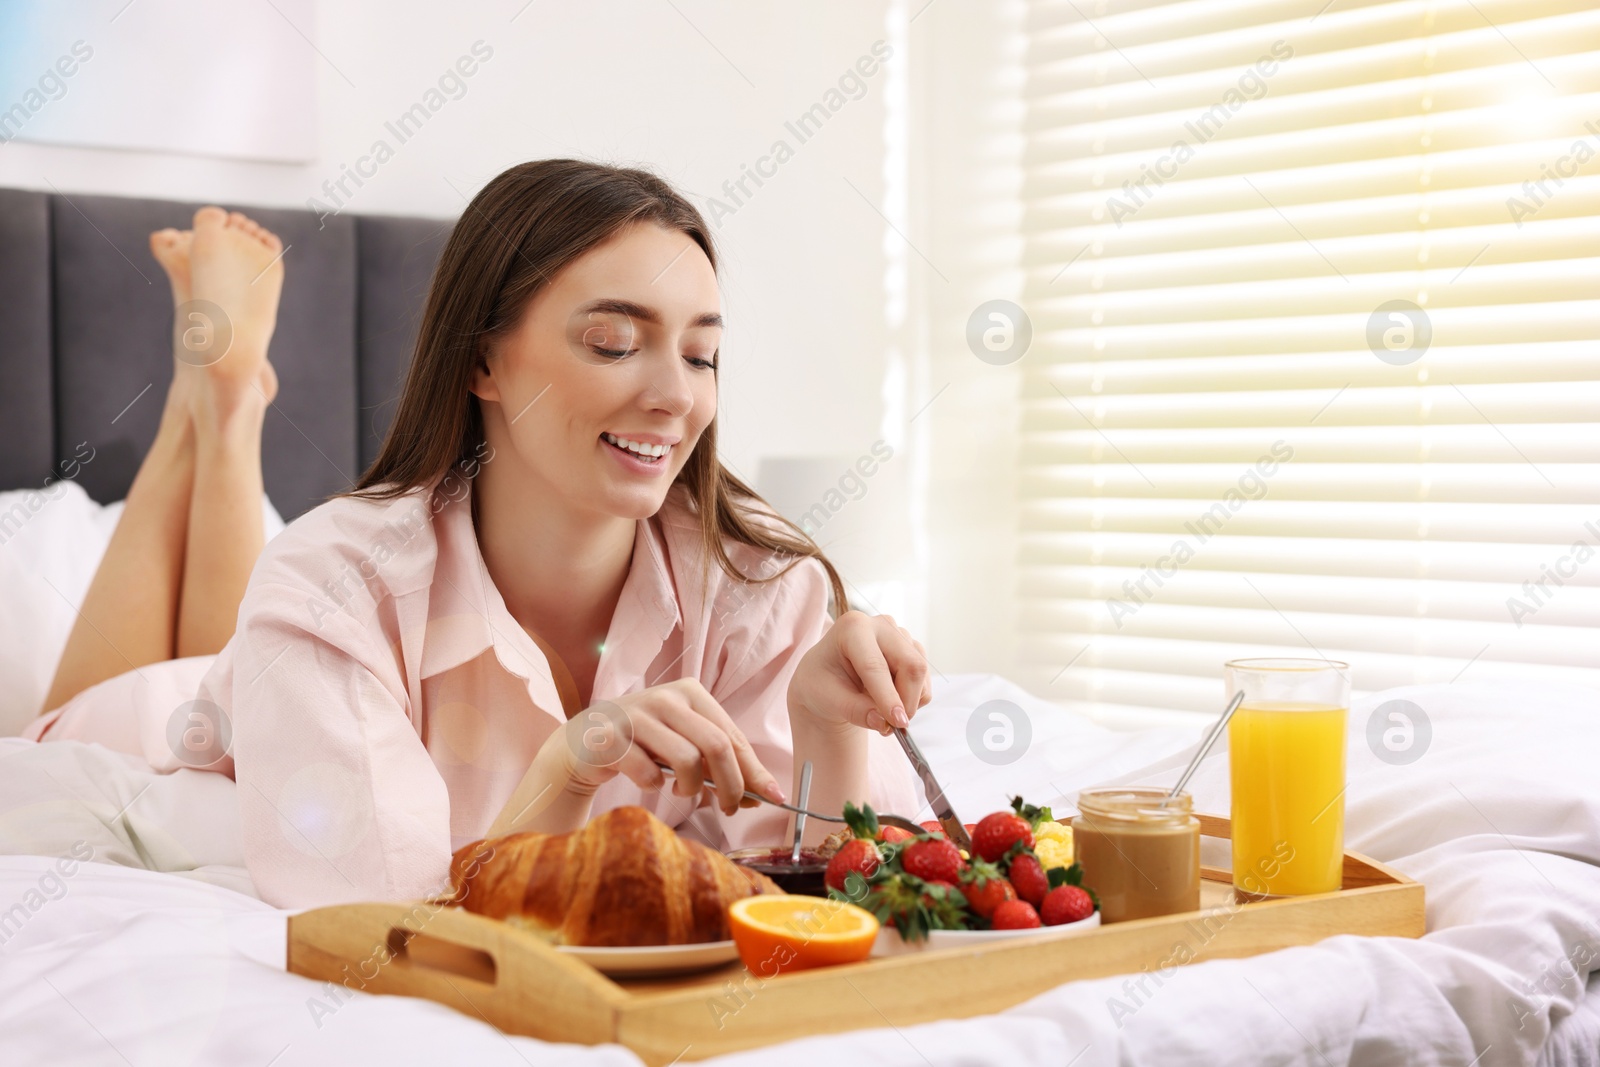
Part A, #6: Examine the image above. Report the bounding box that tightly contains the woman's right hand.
[561,678,786,816]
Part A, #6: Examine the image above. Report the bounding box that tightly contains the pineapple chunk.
[1033,820,1074,871]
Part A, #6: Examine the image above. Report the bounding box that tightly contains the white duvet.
[0,674,1596,1067]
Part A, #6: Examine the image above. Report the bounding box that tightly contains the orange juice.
[1228,702,1346,896]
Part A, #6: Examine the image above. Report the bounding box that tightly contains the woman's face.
[473,221,722,521]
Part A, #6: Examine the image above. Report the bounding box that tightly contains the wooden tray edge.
[614,875,1425,1061]
[286,900,629,1042]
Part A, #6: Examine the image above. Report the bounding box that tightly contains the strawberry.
[1041,884,1095,926]
[850,872,966,941]
[1007,852,1049,907]
[1011,796,1053,830]
[991,899,1042,929]
[916,879,969,928]
[918,820,945,837]
[971,811,1033,863]
[900,837,963,884]
[825,838,880,894]
[960,872,1017,919]
[842,801,880,840]
[879,826,914,844]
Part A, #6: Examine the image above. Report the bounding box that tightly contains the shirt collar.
[418,476,683,682]
[626,491,684,643]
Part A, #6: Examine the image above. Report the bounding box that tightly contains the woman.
[27,160,928,909]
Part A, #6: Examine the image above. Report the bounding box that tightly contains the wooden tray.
[286,814,1423,1064]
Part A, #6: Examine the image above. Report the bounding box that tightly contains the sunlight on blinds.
[1017,0,1600,726]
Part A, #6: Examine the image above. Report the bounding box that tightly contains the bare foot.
[150,227,201,424]
[150,220,280,410]
[149,228,193,306]
[185,206,284,408]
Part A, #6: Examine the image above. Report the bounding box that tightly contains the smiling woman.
[24,159,928,909]
[349,162,843,695]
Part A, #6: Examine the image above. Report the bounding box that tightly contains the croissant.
[449,805,783,946]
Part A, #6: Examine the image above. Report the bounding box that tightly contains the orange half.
[728,895,879,975]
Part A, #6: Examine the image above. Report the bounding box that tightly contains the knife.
[892,726,973,853]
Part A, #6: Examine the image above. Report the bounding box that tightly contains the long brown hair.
[350,159,848,616]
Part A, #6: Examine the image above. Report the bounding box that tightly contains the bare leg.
[175,208,283,656]
[40,207,285,711]
[42,229,201,712]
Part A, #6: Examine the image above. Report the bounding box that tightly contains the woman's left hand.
[788,610,933,735]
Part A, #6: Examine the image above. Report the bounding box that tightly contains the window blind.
[1016,0,1600,726]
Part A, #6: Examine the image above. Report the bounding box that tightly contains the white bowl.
[870,910,1101,957]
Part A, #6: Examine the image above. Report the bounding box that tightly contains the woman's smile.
[600,431,677,473]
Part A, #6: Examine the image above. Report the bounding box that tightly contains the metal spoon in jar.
[791,760,813,863]
[1163,690,1246,802]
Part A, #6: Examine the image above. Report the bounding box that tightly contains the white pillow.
[0,480,285,737]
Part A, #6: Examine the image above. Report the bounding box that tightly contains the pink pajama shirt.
[25,475,920,908]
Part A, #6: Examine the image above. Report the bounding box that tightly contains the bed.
[1,674,1598,1066]
[2,189,1597,1066]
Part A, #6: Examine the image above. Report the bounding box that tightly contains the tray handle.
[288,901,626,1041]
[386,925,500,985]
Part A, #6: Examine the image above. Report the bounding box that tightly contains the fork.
[652,763,924,835]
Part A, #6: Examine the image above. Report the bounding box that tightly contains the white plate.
[557,939,740,978]
[870,910,1101,957]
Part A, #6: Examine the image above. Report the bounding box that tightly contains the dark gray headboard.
[0,188,453,519]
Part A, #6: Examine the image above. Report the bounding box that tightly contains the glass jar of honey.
[1071,788,1200,923]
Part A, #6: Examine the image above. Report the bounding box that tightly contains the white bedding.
[1,673,1596,1067]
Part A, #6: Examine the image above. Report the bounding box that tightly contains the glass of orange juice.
[1225,657,1350,899]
